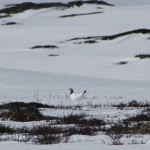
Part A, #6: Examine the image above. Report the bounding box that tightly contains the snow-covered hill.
[0,0,150,102]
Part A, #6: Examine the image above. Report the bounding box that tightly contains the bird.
[69,88,86,105]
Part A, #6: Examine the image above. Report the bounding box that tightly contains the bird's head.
[83,90,86,94]
[69,88,74,94]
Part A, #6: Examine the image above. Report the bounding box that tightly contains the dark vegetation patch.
[107,109,150,135]
[49,54,60,57]
[31,45,59,49]
[0,122,102,144]
[67,28,150,42]
[33,134,63,144]
[0,14,11,19]
[0,2,68,14]
[75,40,98,44]
[116,61,128,65]
[101,29,150,40]
[68,0,113,7]
[0,101,105,126]
[113,100,150,109]
[0,101,90,112]
[125,113,150,123]
[135,54,150,59]
[0,1,113,14]
[0,100,150,144]
[0,101,107,144]
[1,22,19,25]
[0,124,14,134]
[138,122,150,134]
[60,113,105,127]
[0,102,57,121]
[42,118,102,136]
[68,36,99,42]
[106,131,124,145]
[59,11,102,18]
[84,40,99,44]
[0,101,51,110]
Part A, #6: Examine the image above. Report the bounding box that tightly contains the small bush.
[61,113,86,124]
[67,126,98,136]
[33,134,62,144]
[113,102,127,109]
[0,124,14,134]
[106,120,125,134]
[30,124,62,135]
[61,113,105,126]
[128,100,139,107]
[107,131,123,145]
[138,122,150,134]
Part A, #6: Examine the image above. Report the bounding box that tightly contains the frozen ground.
[0,67,150,105]
[0,0,150,149]
[1,140,150,150]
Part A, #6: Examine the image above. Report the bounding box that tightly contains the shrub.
[33,134,62,144]
[0,102,54,121]
[0,124,14,134]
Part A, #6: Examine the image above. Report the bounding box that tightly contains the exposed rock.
[1,22,19,25]
[59,11,102,18]
[0,1,113,14]
[31,45,59,49]
[135,54,150,59]
[49,54,60,57]
[67,28,150,42]
[116,61,128,65]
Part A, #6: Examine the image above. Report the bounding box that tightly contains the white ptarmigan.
[69,88,86,104]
